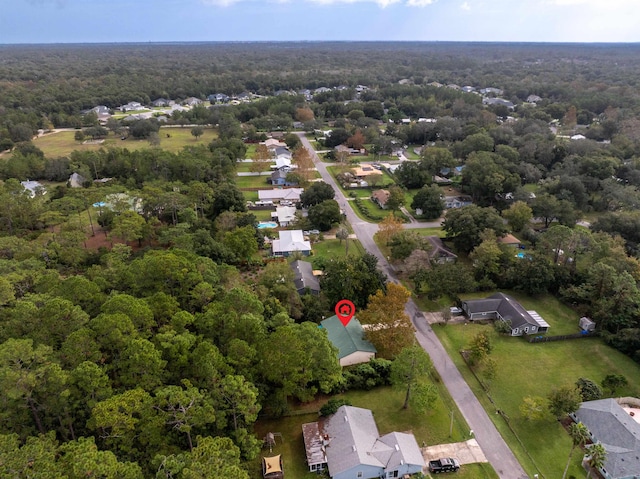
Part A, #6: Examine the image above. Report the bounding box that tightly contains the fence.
[528,332,596,343]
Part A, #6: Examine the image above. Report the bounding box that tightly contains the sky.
[1,0,640,44]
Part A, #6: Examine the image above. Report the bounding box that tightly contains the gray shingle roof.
[574,399,640,479]
[324,406,383,476]
[303,406,425,477]
[290,260,320,293]
[464,293,540,330]
[379,432,425,470]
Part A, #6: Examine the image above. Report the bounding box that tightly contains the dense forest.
[3,42,640,477]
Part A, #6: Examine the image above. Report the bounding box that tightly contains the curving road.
[297,133,529,479]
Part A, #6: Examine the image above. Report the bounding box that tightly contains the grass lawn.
[409,227,445,237]
[235,175,271,189]
[252,209,275,221]
[251,382,491,479]
[353,198,399,222]
[404,145,423,160]
[24,127,218,158]
[243,191,259,201]
[434,292,640,478]
[346,188,374,199]
[311,238,362,266]
[404,189,418,214]
[326,165,395,189]
[236,161,260,173]
[245,143,257,157]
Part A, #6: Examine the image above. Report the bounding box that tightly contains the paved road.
[297,133,529,479]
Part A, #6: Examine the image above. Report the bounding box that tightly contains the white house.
[273,157,292,171]
[274,205,297,227]
[68,172,86,188]
[119,101,144,112]
[272,230,311,257]
[20,180,45,197]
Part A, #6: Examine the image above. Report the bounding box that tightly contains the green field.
[243,191,260,201]
[252,209,275,221]
[435,292,640,478]
[409,227,445,237]
[21,127,218,158]
[235,175,272,189]
[311,238,363,266]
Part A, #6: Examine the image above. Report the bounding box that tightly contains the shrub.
[343,359,392,390]
[320,398,352,417]
[576,377,603,401]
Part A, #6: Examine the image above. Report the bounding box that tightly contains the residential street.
[297,133,529,479]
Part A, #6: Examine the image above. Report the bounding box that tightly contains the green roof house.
[320,315,376,367]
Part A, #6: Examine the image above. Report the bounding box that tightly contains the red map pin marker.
[335,299,356,327]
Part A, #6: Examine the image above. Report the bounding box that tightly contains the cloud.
[545,0,635,5]
[460,1,470,10]
[405,0,435,6]
[202,0,434,7]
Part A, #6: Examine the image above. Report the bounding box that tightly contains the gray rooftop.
[290,260,320,293]
[302,406,425,477]
[324,406,382,476]
[464,293,542,330]
[574,399,640,479]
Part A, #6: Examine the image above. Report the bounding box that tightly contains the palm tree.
[562,422,590,479]
[585,442,607,479]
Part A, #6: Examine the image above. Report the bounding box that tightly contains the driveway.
[422,439,487,466]
[297,133,529,479]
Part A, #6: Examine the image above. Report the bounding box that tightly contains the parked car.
[449,307,463,316]
[429,457,460,473]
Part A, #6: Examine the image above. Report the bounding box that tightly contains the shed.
[580,317,596,332]
[262,455,283,479]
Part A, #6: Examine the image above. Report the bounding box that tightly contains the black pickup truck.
[428,457,460,473]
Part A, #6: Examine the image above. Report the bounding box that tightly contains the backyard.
[435,291,640,478]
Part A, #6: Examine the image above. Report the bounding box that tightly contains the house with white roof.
[258,188,304,203]
[68,172,86,188]
[119,101,145,112]
[271,230,311,257]
[273,205,297,227]
[302,406,425,479]
[273,157,292,171]
[20,180,45,197]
